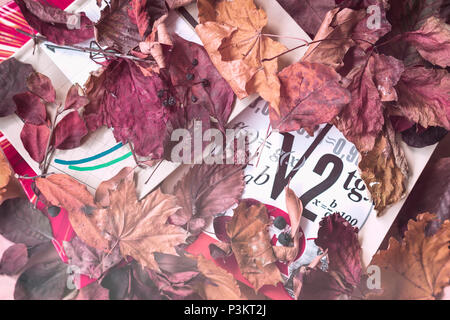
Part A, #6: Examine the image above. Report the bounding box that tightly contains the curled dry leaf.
[64,84,89,111]
[0,243,28,276]
[269,61,351,133]
[359,120,408,215]
[131,0,167,40]
[0,198,53,247]
[13,92,47,125]
[195,255,243,300]
[393,66,450,131]
[0,149,25,204]
[35,174,109,251]
[335,48,404,152]
[195,0,287,112]
[226,200,282,291]
[170,163,245,235]
[301,7,365,68]
[403,16,450,68]
[401,125,448,148]
[95,167,134,207]
[94,176,188,270]
[14,0,95,45]
[26,72,56,103]
[95,0,141,53]
[63,236,122,280]
[369,213,450,300]
[53,111,88,150]
[0,58,34,117]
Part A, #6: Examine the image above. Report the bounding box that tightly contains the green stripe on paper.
[68,152,132,171]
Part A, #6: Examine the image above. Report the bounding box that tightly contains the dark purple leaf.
[20,122,50,163]
[0,243,28,276]
[14,92,47,125]
[401,125,448,148]
[213,215,232,243]
[53,111,88,150]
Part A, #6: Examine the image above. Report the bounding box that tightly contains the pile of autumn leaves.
[0,0,449,299]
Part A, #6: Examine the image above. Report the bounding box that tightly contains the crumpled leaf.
[64,84,89,111]
[392,66,450,131]
[195,254,242,300]
[0,198,52,247]
[14,243,68,300]
[401,125,448,148]
[0,58,34,117]
[403,16,450,68]
[167,34,235,132]
[94,175,188,270]
[14,0,95,45]
[75,282,109,300]
[0,149,25,205]
[0,243,28,276]
[334,48,404,152]
[53,111,88,150]
[301,7,365,68]
[95,0,142,53]
[35,174,109,251]
[63,236,122,279]
[84,58,169,158]
[195,0,287,112]
[269,61,351,133]
[315,213,362,287]
[359,120,408,215]
[13,92,47,125]
[276,0,336,37]
[95,167,134,207]
[226,200,282,291]
[20,123,50,163]
[170,163,245,235]
[131,0,167,40]
[166,0,194,9]
[369,213,450,299]
[26,72,56,103]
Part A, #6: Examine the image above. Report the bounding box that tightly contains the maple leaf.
[315,213,362,287]
[35,174,109,251]
[392,66,450,131]
[0,58,34,117]
[334,47,404,152]
[276,0,336,37]
[0,150,25,205]
[63,236,122,280]
[94,175,188,270]
[402,16,450,68]
[0,243,28,276]
[358,120,408,215]
[369,213,450,299]
[95,167,135,207]
[170,163,245,235]
[226,200,282,291]
[269,61,351,133]
[195,0,287,112]
[14,0,94,45]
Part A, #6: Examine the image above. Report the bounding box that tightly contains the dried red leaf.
[14,92,47,125]
[270,61,351,133]
[131,0,167,39]
[20,123,50,163]
[315,213,362,287]
[393,66,450,130]
[14,0,94,45]
[64,84,89,111]
[403,16,450,68]
[26,72,56,103]
[213,215,232,243]
[0,58,34,117]
[53,111,88,150]
[0,243,28,276]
